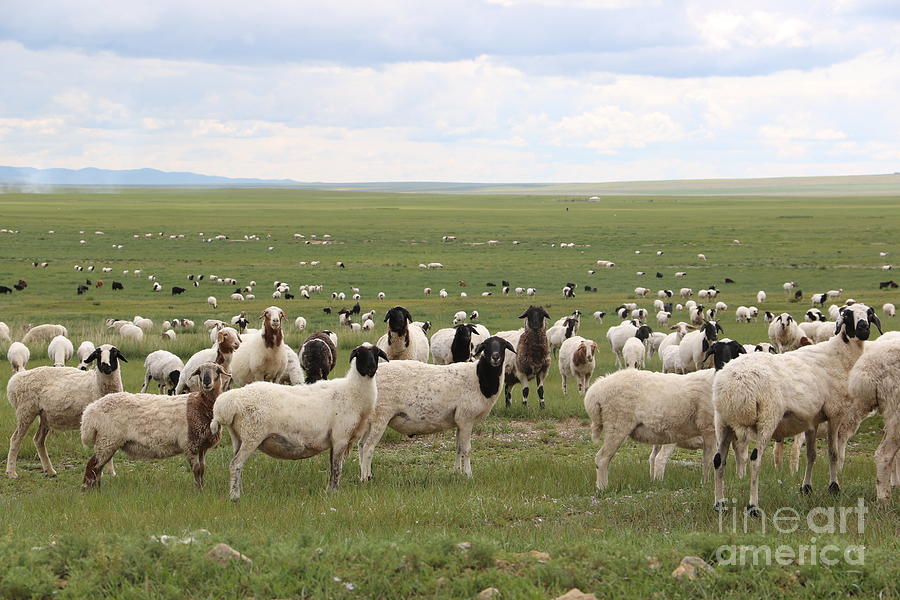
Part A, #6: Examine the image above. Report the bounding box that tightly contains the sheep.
[7,342,29,373]
[884,303,896,318]
[656,311,671,327]
[768,313,805,352]
[757,290,766,303]
[358,336,515,480]
[558,336,597,395]
[712,303,881,514]
[606,320,643,367]
[0,321,10,342]
[635,287,649,298]
[6,344,126,479]
[452,310,467,324]
[81,362,230,490]
[734,306,750,322]
[133,316,154,331]
[547,317,579,357]
[230,306,290,386]
[116,323,143,341]
[299,331,338,383]
[293,316,308,331]
[47,335,74,367]
[431,324,479,365]
[74,341,96,370]
[175,327,241,393]
[22,324,68,345]
[847,334,900,499]
[212,344,388,497]
[141,350,185,394]
[586,368,722,490]
[593,311,605,322]
[513,306,551,409]
[622,336,647,369]
[647,331,666,360]
[744,342,777,354]
[376,306,429,362]
[678,321,723,373]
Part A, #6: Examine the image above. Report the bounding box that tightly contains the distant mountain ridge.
[0,165,299,186]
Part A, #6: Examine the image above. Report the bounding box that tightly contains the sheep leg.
[800,428,817,494]
[892,451,900,489]
[140,371,151,393]
[33,414,57,476]
[328,444,347,491]
[82,446,116,490]
[358,418,390,481]
[190,450,206,489]
[6,409,38,479]
[875,415,900,500]
[228,426,242,456]
[228,440,258,501]
[594,429,628,490]
[700,431,717,483]
[517,371,530,406]
[651,444,676,481]
[712,423,735,510]
[561,374,568,395]
[789,436,805,473]
[825,420,844,494]
[732,438,749,479]
[104,458,116,477]
[536,369,547,409]
[747,427,776,515]
[773,441,784,468]
[455,422,474,477]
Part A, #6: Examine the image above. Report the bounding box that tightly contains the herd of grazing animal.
[2,244,900,512]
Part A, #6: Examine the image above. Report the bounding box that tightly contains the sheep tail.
[210,394,236,437]
[80,418,98,449]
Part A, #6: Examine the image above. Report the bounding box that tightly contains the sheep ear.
[85,348,100,363]
[736,343,747,355]
[473,342,485,357]
[114,348,127,363]
[669,325,679,330]
[517,310,528,319]
[503,339,517,354]
[868,310,883,333]
[190,366,203,379]
[383,312,391,322]
[702,338,710,353]
[685,325,697,330]
[349,347,359,363]
[259,311,266,319]
[375,347,389,362]
[280,310,286,322]
[716,323,724,333]
[541,308,551,320]
[702,343,716,361]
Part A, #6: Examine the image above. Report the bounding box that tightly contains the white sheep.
[712,304,880,514]
[22,324,68,345]
[452,310,467,324]
[376,306,430,362]
[884,303,896,318]
[208,296,218,309]
[757,290,766,303]
[559,336,596,394]
[0,321,10,343]
[133,316,154,331]
[294,316,307,331]
[212,344,388,498]
[175,327,241,394]
[656,311,670,327]
[7,342,29,373]
[358,336,515,480]
[430,324,479,365]
[6,344,126,479]
[229,307,289,386]
[119,323,144,341]
[81,362,230,489]
[622,337,646,369]
[76,341,96,370]
[141,350,185,394]
[678,321,723,373]
[847,334,900,499]
[735,306,750,322]
[547,317,579,356]
[161,329,176,340]
[605,320,642,367]
[767,313,805,352]
[585,368,721,489]
[47,335,74,367]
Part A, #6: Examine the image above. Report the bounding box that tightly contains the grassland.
[0,188,899,599]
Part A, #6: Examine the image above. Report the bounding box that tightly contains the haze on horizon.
[2,0,899,183]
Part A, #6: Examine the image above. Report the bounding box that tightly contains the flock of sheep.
[2,254,900,513]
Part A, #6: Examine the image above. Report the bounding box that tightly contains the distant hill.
[2,166,898,196]
[0,166,299,186]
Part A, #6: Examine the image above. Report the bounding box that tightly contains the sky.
[1,0,899,182]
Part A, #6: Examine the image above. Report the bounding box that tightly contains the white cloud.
[548,106,685,152]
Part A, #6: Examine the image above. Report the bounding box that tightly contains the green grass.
[0,188,899,599]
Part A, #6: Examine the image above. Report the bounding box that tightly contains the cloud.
[1,3,900,181]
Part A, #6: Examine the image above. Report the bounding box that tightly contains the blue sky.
[1,0,899,182]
